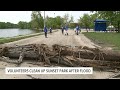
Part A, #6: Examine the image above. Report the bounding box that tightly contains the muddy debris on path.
[0,43,120,72]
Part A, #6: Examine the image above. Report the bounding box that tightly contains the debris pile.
[0,44,120,71]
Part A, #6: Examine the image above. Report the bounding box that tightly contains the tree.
[18,21,29,29]
[78,14,91,30]
[55,16,63,28]
[31,11,44,30]
[69,23,77,29]
[63,13,74,28]
[89,13,99,29]
[78,13,99,30]
[63,13,69,24]
[69,15,74,23]
[0,22,18,29]
[45,16,64,29]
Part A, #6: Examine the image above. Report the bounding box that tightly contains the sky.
[0,11,91,24]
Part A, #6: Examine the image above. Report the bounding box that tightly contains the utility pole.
[54,13,55,29]
[44,11,45,27]
[54,13,55,18]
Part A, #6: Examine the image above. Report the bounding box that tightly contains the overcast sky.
[0,11,91,24]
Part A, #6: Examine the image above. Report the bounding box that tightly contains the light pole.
[54,13,55,29]
[44,11,45,27]
[54,13,55,18]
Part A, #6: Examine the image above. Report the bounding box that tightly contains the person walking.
[61,26,64,34]
[65,25,68,36]
[44,26,48,38]
[49,27,52,33]
[76,25,81,35]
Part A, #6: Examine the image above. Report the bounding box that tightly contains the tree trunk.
[0,44,120,70]
[1,44,120,61]
[50,56,120,71]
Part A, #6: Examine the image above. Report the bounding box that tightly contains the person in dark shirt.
[61,26,64,34]
[44,26,48,38]
[49,27,52,33]
[76,25,81,35]
[65,25,68,35]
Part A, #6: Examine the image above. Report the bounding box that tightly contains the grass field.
[83,32,120,50]
[0,33,42,44]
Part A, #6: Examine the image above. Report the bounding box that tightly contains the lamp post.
[54,13,55,29]
[44,11,45,28]
[54,13,55,18]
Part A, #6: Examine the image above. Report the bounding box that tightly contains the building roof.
[94,19,108,22]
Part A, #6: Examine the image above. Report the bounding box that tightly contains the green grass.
[83,32,120,50]
[0,33,42,44]
[0,30,58,44]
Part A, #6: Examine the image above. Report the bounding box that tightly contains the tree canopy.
[78,13,98,29]
[0,22,18,29]
[31,11,44,30]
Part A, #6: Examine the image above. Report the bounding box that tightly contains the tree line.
[0,11,74,30]
[0,22,18,29]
